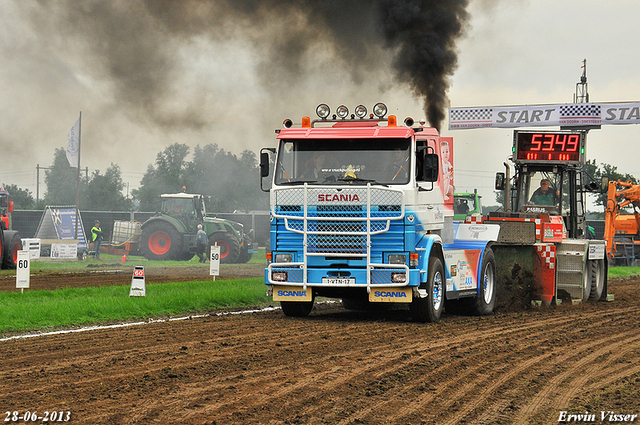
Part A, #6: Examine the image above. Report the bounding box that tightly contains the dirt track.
[1,265,639,424]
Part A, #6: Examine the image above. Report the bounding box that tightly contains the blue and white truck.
[259,103,500,322]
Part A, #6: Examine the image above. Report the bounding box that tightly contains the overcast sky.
[1,0,639,208]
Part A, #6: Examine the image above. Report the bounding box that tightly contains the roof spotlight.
[373,102,388,118]
[316,104,330,119]
[354,104,367,118]
[404,117,414,127]
[336,105,349,119]
[283,119,293,128]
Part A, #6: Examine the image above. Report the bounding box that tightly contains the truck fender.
[415,233,444,285]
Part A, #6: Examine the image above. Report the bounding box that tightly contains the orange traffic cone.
[121,254,127,263]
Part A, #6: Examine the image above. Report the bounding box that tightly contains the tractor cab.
[0,189,13,230]
[159,193,204,231]
[494,130,591,239]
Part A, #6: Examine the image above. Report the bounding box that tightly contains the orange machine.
[604,180,640,263]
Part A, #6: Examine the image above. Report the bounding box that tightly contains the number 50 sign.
[209,245,220,279]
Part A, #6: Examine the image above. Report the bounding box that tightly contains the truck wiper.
[337,177,388,187]
[281,179,319,185]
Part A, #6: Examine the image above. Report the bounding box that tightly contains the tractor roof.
[160,193,201,199]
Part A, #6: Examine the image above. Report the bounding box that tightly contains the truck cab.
[260,103,499,322]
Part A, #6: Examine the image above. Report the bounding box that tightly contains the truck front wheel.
[281,300,314,317]
[410,256,444,323]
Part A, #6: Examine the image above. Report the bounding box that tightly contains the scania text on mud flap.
[259,103,500,322]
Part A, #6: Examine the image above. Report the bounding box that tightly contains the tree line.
[2,143,268,213]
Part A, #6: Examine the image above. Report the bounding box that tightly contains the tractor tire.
[0,230,4,270]
[589,259,605,301]
[410,256,445,323]
[2,233,22,270]
[140,222,183,261]
[236,234,253,263]
[209,233,241,264]
[281,300,314,317]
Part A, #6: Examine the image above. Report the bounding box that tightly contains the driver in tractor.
[529,178,559,206]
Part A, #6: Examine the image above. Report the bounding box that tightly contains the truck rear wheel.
[467,248,496,315]
[2,233,22,269]
[281,300,314,317]
[410,256,444,323]
[209,233,240,264]
[140,223,182,261]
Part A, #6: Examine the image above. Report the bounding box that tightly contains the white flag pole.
[74,112,82,240]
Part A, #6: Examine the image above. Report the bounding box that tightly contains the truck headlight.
[388,254,406,265]
[271,271,288,282]
[316,104,330,119]
[354,105,367,118]
[275,253,293,263]
[391,272,407,283]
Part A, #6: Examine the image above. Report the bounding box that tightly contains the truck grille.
[272,185,404,255]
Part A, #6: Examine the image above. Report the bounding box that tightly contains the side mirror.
[495,172,505,191]
[260,152,270,178]
[422,153,439,182]
[8,200,13,214]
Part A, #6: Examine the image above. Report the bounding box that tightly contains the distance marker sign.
[210,245,220,279]
[16,250,30,290]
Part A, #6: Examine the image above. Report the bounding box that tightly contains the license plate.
[322,277,355,285]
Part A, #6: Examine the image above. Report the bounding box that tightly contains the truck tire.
[589,259,605,301]
[236,234,253,263]
[140,222,182,261]
[467,248,496,315]
[281,300,314,317]
[2,233,22,269]
[209,233,240,264]
[410,256,444,323]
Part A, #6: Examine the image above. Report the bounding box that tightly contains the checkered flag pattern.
[450,108,493,122]
[560,104,601,118]
[537,244,556,269]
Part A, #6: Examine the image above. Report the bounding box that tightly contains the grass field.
[0,250,270,335]
[0,278,268,334]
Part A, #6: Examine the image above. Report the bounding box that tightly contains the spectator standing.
[91,220,103,260]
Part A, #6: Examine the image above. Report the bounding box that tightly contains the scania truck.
[259,103,500,322]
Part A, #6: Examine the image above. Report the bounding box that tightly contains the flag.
[66,117,80,167]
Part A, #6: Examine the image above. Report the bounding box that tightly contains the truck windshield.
[274,138,411,185]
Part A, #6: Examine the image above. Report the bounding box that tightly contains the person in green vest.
[529,179,559,206]
[91,220,103,260]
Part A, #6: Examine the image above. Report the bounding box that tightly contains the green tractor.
[139,193,254,263]
[453,190,482,221]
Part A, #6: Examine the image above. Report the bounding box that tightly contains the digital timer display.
[514,131,584,163]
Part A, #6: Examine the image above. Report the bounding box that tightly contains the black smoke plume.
[34,0,469,130]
